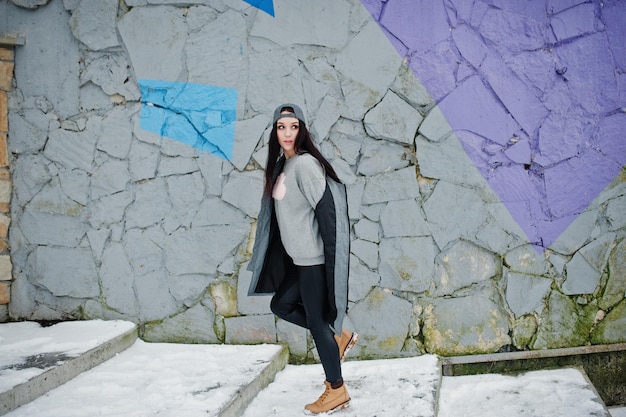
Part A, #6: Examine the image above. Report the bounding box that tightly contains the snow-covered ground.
[1,321,623,417]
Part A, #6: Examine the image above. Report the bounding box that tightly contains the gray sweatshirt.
[272,153,326,266]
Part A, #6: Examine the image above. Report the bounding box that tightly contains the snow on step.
[5,341,284,417]
[438,367,610,417]
[242,355,440,417]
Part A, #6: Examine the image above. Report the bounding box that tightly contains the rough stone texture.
[143,302,219,344]
[422,287,511,356]
[599,238,626,310]
[210,281,238,318]
[379,237,436,294]
[68,0,119,51]
[364,90,422,145]
[534,291,598,350]
[32,247,98,298]
[562,233,615,295]
[276,319,308,361]
[0,281,9,304]
[1,0,624,360]
[224,314,276,344]
[591,299,626,345]
[432,240,498,297]
[348,287,413,358]
[505,271,552,318]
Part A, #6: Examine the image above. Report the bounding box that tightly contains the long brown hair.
[264,107,340,196]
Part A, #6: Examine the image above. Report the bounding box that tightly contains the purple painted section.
[362,0,626,250]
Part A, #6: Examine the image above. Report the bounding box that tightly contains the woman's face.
[276,114,299,159]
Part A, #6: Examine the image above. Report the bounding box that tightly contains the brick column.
[0,46,13,321]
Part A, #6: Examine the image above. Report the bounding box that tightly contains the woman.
[247,103,358,414]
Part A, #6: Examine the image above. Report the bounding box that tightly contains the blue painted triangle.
[243,0,275,17]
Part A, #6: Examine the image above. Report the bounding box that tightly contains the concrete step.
[0,320,137,415]
[241,355,441,417]
[0,320,289,417]
[1,320,621,417]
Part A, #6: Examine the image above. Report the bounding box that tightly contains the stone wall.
[0,0,625,361]
[0,38,14,321]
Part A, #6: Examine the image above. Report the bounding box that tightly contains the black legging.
[270,264,342,384]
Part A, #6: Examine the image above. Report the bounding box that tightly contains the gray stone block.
[118,6,187,81]
[232,115,269,171]
[364,90,422,145]
[534,291,596,350]
[197,154,224,196]
[349,287,413,357]
[10,0,80,118]
[354,218,380,243]
[144,302,219,343]
[20,208,85,247]
[605,194,626,231]
[134,269,179,322]
[348,255,380,302]
[328,134,361,166]
[33,246,98,298]
[81,53,140,101]
[100,242,139,316]
[12,154,50,208]
[562,233,615,295]
[8,111,49,154]
[90,159,129,199]
[350,239,378,270]
[423,180,489,250]
[276,319,308,359]
[125,178,171,229]
[432,239,498,296]
[379,237,436,294]
[128,140,159,182]
[357,139,410,177]
[44,128,96,172]
[334,20,402,119]
[158,155,199,177]
[362,167,420,205]
[415,133,485,188]
[591,298,626,344]
[58,169,89,206]
[165,172,205,228]
[164,225,248,276]
[86,229,109,260]
[423,287,511,355]
[380,199,429,238]
[225,314,276,344]
[550,209,599,255]
[505,244,551,275]
[69,0,118,51]
[186,8,247,118]
[222,170,264,218]
[390,61,432,108]
[88,191,133,229]
[124,227,165,277]
[97,106,134,159]
[505,270,552,317]
[236,261,272,315]
[250,0,350,50]
[194,197,247,227]
[599,238,626,310]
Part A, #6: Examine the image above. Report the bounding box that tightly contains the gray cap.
[273,103,306,125]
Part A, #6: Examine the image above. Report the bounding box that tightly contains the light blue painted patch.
[138,79,237,161]
[243,0,274,17]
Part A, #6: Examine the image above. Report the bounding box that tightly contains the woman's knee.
[270,296,289,319]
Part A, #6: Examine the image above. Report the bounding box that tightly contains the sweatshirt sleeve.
[295,154,326,208]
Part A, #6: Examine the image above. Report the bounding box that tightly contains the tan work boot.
[304,381,351,415]
[334,329,358,362]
